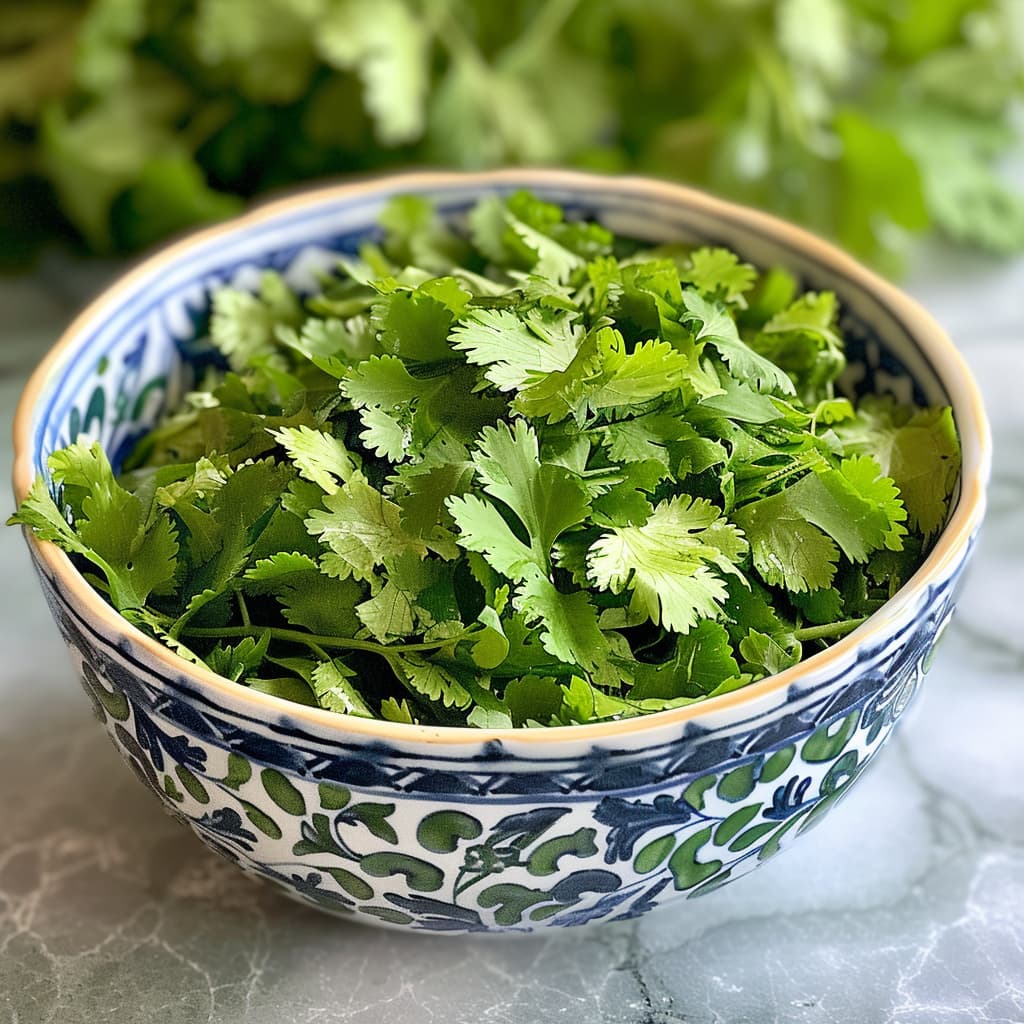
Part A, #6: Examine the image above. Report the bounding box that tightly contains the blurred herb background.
[2,0,1023,272]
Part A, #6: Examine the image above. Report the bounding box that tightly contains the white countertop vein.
[0,247,1021,1024]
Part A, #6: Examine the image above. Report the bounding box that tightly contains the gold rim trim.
[11,169,992,748]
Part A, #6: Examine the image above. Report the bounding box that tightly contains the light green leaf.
[341,354,433,410]
[450,308,583,392]
[267,425,358,493]
[393,655,472,710]
[515,572,607,672]
[307,474,427,581]
[680,289,796,396]
[311,658,374,717]
[356,581,417,640]
[587,495,747,633]
[315,0,430,145]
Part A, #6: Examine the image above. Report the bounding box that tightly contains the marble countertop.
[1,245,1022,1024]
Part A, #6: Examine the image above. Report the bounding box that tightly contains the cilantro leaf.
[206,632,271,683]
[277,573,364,638]
[836,397,959,537]
[515,572,607,672]
[469,419,590,568]
[267,426,358,493]
[358,407,408,461]
[356,581,417,641]
[600,414,692,468]
[316,0,429,145]
[449,308,583,392]
[468,192,602,283]
[210,271,303,371]
[341,354,432,410]
[243,551,319,586]
[629,620,741,700]
[584,328,693,411]
[393,655,472,710]
[501,675,563,728]
[371,282,467,363]
[446,493,536,580]
[733,489,840,593]
[311,658,374,718]
[755,292,846,400]
[587,495,748,634]
[306,474,428,581]
[378,194,470,272]
[685,248,757,306]
[679,289,797,396]
[43,441,179,610]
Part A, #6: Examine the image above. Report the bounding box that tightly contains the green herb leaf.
[587,495,747,634]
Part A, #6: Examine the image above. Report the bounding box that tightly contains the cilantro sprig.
[7,1,1024,269]
[11,192,961,728]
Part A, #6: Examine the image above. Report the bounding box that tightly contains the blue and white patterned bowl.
[12,171,991,933]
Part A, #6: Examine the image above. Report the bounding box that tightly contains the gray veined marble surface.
[1,244,1023,1024]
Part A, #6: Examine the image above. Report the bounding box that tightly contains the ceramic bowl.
[12,170,990,933]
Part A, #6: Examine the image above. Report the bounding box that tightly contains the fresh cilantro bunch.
[3,0,1023,269]
[11,192,961,727]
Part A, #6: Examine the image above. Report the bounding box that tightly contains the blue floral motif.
[765,775,814,820]
[454,807,571,893]
[288,872,357,912]
[614,876,674,922]
[548,869,621,903]
[594,793,696,864]
[384,894,488,932]
[551,881,646,928]
[131,705,207,773]
[194,807,258,851]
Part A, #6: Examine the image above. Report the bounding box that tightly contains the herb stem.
[237,591,252,627]
[501,0,581,71]
[793,617,868,643]
[180,623,479,656]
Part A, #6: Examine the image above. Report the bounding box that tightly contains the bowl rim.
[11,167,992,747]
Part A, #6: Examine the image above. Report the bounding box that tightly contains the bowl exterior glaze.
[15,171,987,933]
